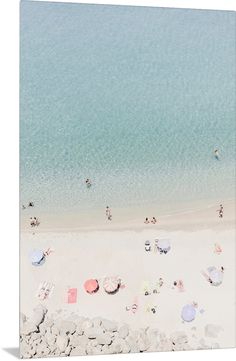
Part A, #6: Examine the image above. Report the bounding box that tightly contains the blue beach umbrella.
[181,304,196,322]
[157,239,171,254]
[30,250,45,266]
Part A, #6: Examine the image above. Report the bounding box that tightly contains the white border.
[0,1,235,360]
[26,0,236,11]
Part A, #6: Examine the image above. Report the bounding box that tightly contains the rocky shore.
[20,305,220,358]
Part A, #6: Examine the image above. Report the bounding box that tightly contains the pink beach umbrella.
[103,276,121,294]
[84,279,99,294]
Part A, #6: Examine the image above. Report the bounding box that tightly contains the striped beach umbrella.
[103,276,121,294]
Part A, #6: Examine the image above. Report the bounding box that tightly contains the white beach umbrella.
[209,269,223,286]
[30,250,45,265]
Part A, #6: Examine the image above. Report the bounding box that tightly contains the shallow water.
[20,3,236,214]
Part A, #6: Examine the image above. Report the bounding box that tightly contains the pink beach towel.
[67,288,77,304]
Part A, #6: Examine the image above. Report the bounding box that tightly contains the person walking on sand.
[106,206,112,221]
[144,217,149,224]
[151,217,157,224]
[217,204,223,218]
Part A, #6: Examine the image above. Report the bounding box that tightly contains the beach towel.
[67,288,77,304]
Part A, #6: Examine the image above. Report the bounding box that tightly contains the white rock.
[170,331,188,345]
[30,333,41,341]
[45,332,56,346]
[20,313,27,329]
[51,325,60,336]
[110,342,122,354]
[92,317,102,327]
[70,346,86,356]
[71,334,88,348]
[21,321,38,335]
[84,326,103,339]
[20,340,31,358]
[30,304,47,326]
[56,320,76,335]
[56,335,69,352]
[97,334,112,345]
[138,338,150,352]
[118,325,129,339]
[102,319,118,332]
[205,324,222,338]
[65,345,72,355]
[75,324,84,336]
[81,319,93,331]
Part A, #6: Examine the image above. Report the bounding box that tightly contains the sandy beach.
[20,200,236,355]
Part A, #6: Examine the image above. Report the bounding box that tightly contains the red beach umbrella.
[84,279,99,294]
[103,276,121,294]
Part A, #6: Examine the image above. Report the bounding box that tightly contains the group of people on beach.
[30,216,40,227]
[21,201,41,228]
[144,217,157,224]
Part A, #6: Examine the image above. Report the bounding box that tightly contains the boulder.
[118,325,129,339]
[56,335,69,352]
[102,319,118,332]
[21,321,38,336]
[96,334,112,345]
[70,346,86,356]
[205,324,222,338]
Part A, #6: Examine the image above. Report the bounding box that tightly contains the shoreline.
[20,199,235,233]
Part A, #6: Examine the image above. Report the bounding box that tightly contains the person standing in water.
[85,178,92,188]
[214,149,220,160]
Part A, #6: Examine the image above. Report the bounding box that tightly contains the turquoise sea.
[20,2,236,215]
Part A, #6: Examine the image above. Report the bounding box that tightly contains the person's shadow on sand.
[2,347,19,358]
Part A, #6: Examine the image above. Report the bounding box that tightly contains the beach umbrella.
[209,269,223,286]
[84,279,99,294]
[30,250,45,266]
[181,304,196,322]
[157,239,171,254]
[103,276,121,294]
